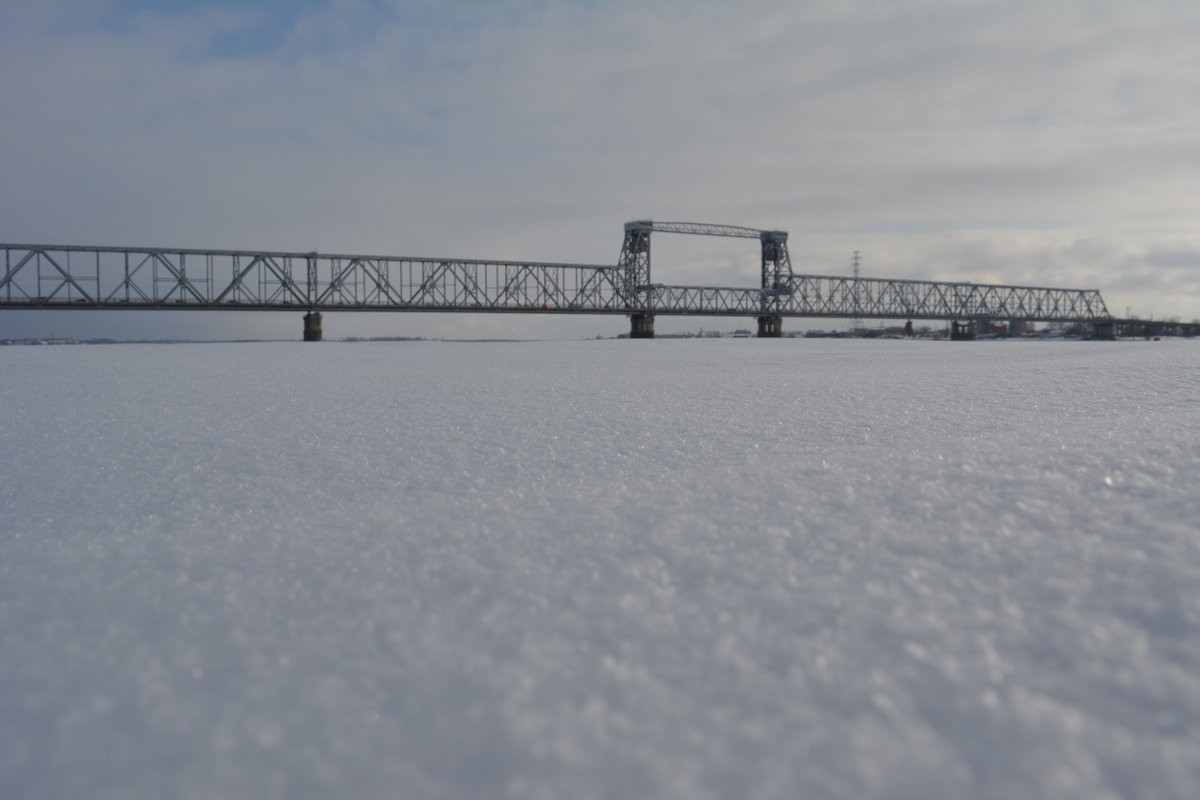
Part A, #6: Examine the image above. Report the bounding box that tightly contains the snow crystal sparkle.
[1,339,1197,799]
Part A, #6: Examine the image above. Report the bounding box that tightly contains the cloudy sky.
[2,0,1198,340]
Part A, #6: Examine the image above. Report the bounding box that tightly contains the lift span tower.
[1,220,1114,339]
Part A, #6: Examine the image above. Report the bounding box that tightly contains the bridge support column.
[757,315,783,338]
[303,312,323,342]
[950,320,975,341]
[1092,321,1115,340]
[629,314,655,339]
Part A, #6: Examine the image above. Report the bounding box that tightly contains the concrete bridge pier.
[1092,321,1116,339]
[950,320,976,341]
[303,312,324,341]
[757,315,783,338]
[630,314,655,339]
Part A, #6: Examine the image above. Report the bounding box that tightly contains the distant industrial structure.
[4,219,1185,340]
[849,250,864,335]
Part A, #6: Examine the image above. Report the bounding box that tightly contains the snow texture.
[1,338,1198,799]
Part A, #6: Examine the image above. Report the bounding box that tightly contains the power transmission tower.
[850,250,863,334]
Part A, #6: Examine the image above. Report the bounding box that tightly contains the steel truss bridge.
[2,221,1114,339]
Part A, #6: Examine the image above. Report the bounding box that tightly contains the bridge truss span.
[1,223,1114,340]
[0,244,627,313]
[640,275,1109,321]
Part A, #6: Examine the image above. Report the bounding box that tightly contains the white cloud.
[1,0,1198,338]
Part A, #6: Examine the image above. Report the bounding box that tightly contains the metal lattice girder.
[617,223,653,305]
[0,245,626,313]
[634,278,1110,321]
[759,230,794,301]
[1,242,1111,322]
[637,221,765,239]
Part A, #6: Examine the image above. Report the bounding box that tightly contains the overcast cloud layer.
[1,0,1198,340]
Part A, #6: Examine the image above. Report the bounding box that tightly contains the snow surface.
[1,338,1197,800]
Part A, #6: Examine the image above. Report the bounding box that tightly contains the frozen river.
[1,338,1197,799]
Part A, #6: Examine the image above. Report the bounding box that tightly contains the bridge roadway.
[1,221,1119,339]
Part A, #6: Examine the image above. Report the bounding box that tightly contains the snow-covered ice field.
[1,338,1197,799]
